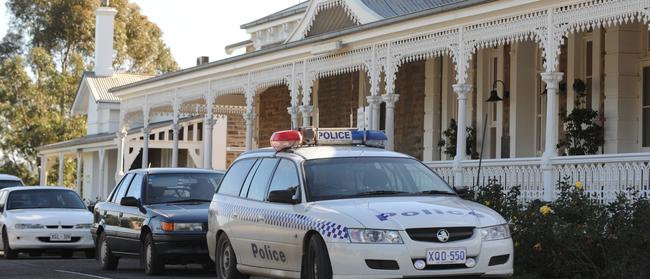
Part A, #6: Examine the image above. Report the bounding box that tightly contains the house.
[39,0,650,203]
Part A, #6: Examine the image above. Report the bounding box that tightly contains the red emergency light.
[270,130,303,151]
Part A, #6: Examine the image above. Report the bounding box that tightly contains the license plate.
[49,233,71,242]
[426,248,466,265]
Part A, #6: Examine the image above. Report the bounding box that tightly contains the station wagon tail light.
[270,130,303,151]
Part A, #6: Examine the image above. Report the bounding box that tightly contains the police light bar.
[270,130,303,151]
[317,128,387,148]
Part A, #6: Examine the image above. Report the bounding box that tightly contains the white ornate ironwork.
[302,0,361,38]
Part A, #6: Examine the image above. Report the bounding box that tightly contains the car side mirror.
[87,205,94,212]
[268,187,300,204]
[120,196,140,207]
[454,185,469,195]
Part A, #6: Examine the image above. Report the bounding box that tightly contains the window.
[144,173,221,204]
[641,67,650,147]
[304,157,453,202]
[7,189,85,210]
[246,158,278,201]
[126,174,144,199]
[0,191,6,211]
[111,173,134,203]
[239,159,261,198]
[267,159,300,200]
[217,159,256,196]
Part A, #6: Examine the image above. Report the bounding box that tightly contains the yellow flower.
[539,205,552,216]
[533,243,542,252]
[575,181,584,189]
[484,201,491,206]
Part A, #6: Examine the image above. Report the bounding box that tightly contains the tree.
[0,0,179,186]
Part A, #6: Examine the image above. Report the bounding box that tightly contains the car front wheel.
[98,232,119,270]
[215,233,247,279]
[2,227,17,259]
[143,233,164,275]
[305,234,332,279]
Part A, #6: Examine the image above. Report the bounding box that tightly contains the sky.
[0,0,304,69]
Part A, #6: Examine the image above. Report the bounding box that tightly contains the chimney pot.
[196,56,210,66]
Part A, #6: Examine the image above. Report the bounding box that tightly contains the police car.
[207,128,513,279]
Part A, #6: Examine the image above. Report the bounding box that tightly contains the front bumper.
[6,228,94,250]
[152,233,211,264]
[326,233,513,279]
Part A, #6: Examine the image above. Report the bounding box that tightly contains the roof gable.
[71,72,153,115]
[286,0,382,43]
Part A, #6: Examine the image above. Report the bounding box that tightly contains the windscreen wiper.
[416,190,457,195]
[353,190,409,197]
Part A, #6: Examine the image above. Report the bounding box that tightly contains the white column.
[243,111,255,151]
[541,72,564,200]
[171,123,180,167]
[98,149,106,198]
[141,126,150,168]
[366,95,382,130]
[452,84,472,186]
[58,153,64,187]
[76,150,82,193]
[116,129,127,179]
[203,118,214,169]
[301,62,314,127]
[382,94,400,150]
[40,156,48,186]
[287,106,299,129]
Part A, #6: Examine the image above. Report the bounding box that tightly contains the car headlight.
[480,224,511,241]
[14,224,45,229]
[160,222,204,232]
[74,224,92,229]
[348,229,403,244]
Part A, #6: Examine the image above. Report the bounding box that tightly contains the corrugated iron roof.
[86,72,153,103]
[362,0,470,18]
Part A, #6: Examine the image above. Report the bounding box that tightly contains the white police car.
[207,128,513,279]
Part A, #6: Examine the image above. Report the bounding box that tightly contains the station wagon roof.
[126,168,225,175]
[237,146,411,161]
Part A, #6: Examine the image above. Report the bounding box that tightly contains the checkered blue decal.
[221,203,348,240]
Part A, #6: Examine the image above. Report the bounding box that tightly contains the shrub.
[466,179,650,278]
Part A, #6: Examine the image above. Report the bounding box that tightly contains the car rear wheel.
[305,235,332,279]
[144,233,164,275]
[2,228,17,259]
[215,233,247,279]
[98,232,119,270]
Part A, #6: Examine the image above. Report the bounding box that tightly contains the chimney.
[94,2,117,77]
[196,56,210,66]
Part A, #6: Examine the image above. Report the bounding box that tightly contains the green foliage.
[467,179,650,278]
[557,79,604,156]
[0,0,179,186]
[438,118,479,159]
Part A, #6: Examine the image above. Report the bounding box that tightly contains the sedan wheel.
[98,232,119,270]
[2,228,18,259]
[144,234,164,275]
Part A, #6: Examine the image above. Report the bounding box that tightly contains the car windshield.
[0,180,22,189]
[144,173,222,204]
[6,189,85,210]
[304,157,455,201]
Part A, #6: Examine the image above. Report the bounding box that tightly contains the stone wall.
[394,60,426,160]
[256,85,291,148]
[318,72,359,128]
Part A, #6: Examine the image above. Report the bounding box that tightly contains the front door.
[119,173,146,254]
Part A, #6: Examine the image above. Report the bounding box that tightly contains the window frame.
[111,173,135,204]
[125,173,145,200]
[216,158,257,198]
[642,65,650,150]
[109,173,135,203]
[245,158,279,202]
